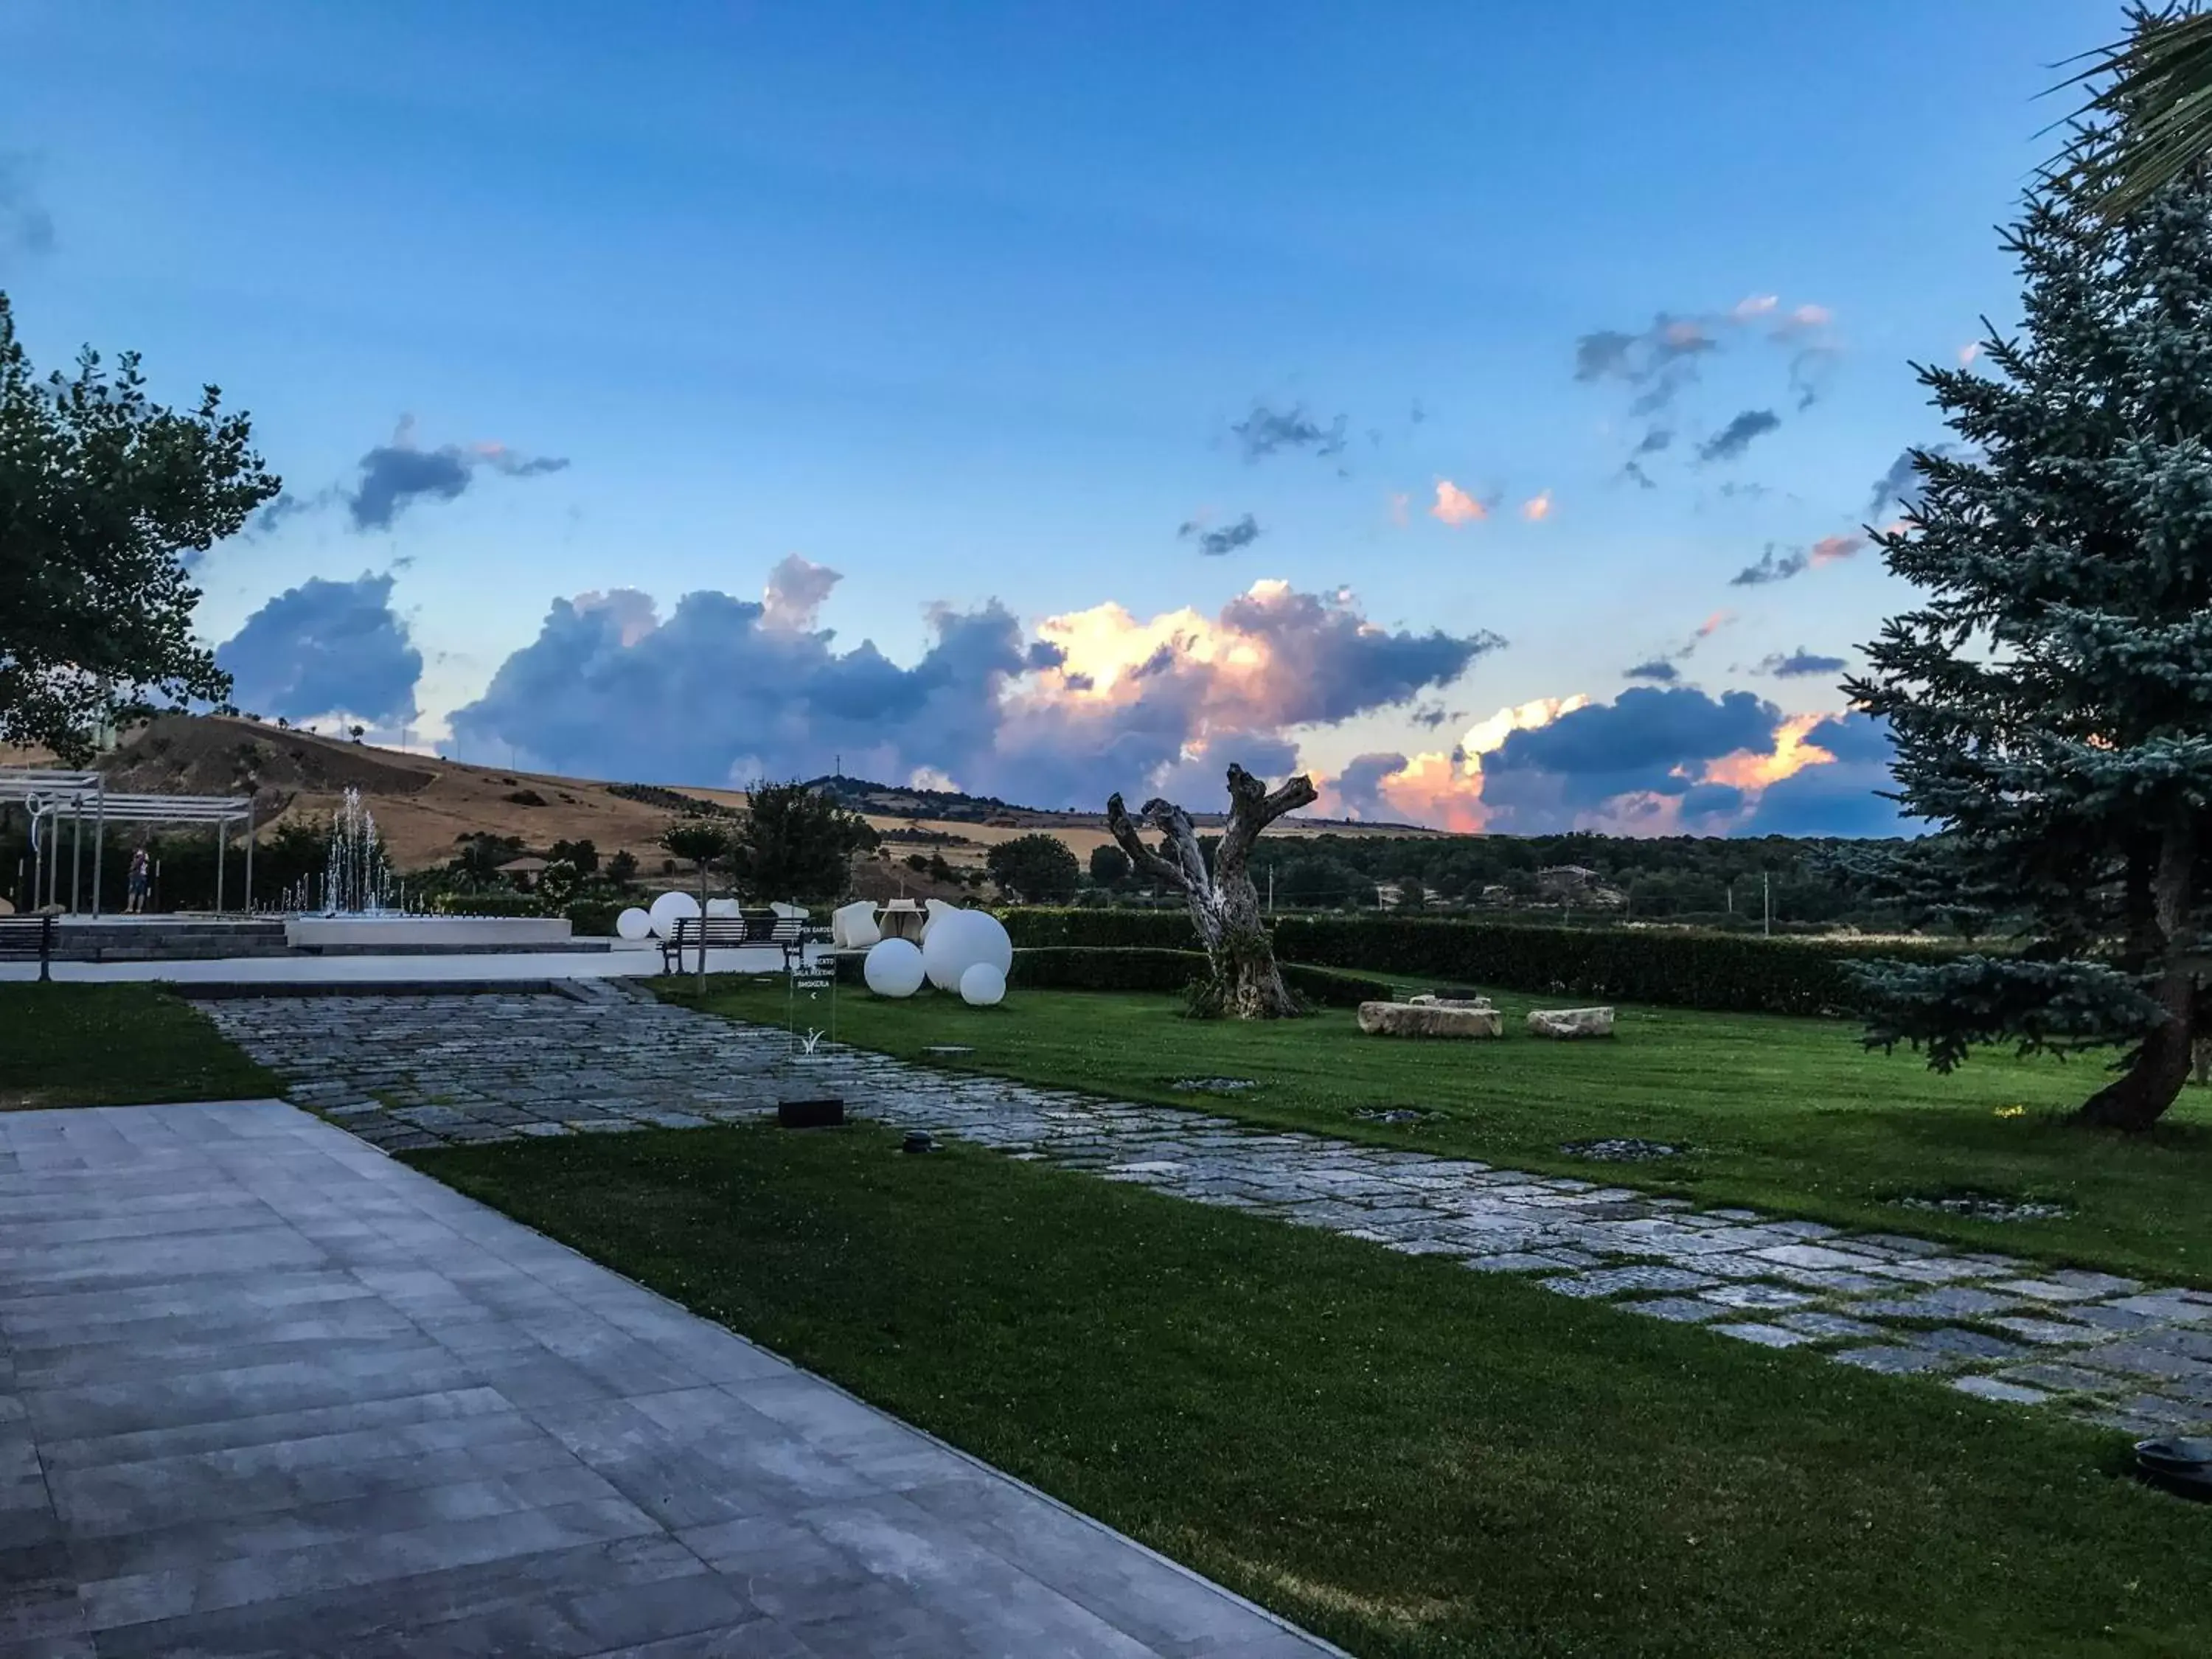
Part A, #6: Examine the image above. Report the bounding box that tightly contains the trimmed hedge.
[565,899,624,938]
[1009,947,1392,1009]
[831,945,1393,1009]
[431,891,546,918]
[995,909,1966,1018]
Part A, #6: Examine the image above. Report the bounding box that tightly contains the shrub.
[432,891,546,918]
[566,899,624,937]
[1009,947,1392,1009]
[830,945,1392,1008]
[992,910,1967,1018]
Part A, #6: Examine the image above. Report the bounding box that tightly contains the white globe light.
[647,890,700,939]
[968,911,1012,976]
[922,909,976,990]
[705,897,742,919]
[615,906,653,941]
[864,937,926,998]
[959,962,1006,1006]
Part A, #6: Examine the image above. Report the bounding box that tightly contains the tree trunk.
[2076,815,2197,1130]
[1106,765,1315,1019]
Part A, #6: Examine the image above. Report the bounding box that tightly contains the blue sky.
[0,1,2110,831]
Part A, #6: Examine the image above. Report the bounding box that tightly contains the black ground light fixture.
[2135,1437,2212,1501]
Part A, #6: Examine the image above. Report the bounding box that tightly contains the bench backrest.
[0,914,55,959]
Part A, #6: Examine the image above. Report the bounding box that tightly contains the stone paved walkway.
[0,1099,1336,1656]
[204,987,2212,1439]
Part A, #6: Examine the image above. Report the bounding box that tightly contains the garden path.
[204,986,2212,1439]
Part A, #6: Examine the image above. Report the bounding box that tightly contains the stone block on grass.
[1357,1001,1503,1039]
[1526,1006,1615,1040]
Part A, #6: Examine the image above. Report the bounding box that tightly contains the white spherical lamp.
[967,911,1012,976]
[863,937,926,998]
[647,890,700,939]
[922,908,978,990]
[615,906,653,942]
[959,962,1006,1006]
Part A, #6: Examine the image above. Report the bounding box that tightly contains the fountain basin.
[285,915,574,951]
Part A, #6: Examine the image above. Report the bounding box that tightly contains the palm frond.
[2057,8,2212,219]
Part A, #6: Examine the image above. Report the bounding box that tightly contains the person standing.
[126,846,151,914]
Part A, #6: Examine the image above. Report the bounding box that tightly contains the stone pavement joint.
[204,990,2212,1438]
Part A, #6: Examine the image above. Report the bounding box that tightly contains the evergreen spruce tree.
[1848,44,2212,1130]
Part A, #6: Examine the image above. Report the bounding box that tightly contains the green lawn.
[659,975,2212,1285]
[0,984,279,1108]
[414,1121,2212,1659]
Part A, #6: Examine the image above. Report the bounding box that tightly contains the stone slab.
[0,1101,1335,1657]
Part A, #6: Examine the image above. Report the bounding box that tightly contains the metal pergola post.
[69,799,82,916]
[91,790,106,919]
[243,803,255,914]
[215,820,226,916]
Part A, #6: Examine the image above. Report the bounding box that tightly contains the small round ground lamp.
[863,937,926,998]
[959,962,1006,1006]
[2136,1437,2212,1501]
[615,907,652,941]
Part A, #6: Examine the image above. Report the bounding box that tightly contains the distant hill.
[10,714,1441,874]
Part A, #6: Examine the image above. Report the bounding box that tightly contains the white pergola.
[1,770,258,917]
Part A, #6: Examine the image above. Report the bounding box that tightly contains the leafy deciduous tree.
[985,832,1080,902]
[0,293,279,760]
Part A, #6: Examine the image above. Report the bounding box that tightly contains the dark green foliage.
[727,780,877,902]
[563,897,623,936]
[432,890,544,918]
[0,293,280,760]
[997,909,1969,1017]
[984,832,1080,902]
[658,817,728,870]
[1230,829,1895,927]
[1007,946,1391,1008]
[1272,854,1374,908]
[605,849,639,885]
[415,1122,2212,1657]
[449,832,526,883]
[503,788,548,807]
[548,838,599,876]
[608,782,740,817]
[1086,843,1131,886]
[1847,78,2212,1125]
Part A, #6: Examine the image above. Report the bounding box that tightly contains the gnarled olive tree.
[1106,764,1315,1018]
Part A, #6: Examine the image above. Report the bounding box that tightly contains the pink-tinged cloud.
[1520,491,1552,522]
[1694,609,1734,639]
[1333,691,1882,835]
[1730,294,1778,321]
[1787,303,1832,329]
[1958,342,1982,366]
[1809,533,1863,567]
[1701,711,1837,790]
[1430,480,1486,526]
[1388,491,1411,526]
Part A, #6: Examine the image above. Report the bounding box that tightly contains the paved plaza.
[204,986,2212,1439]
[0,1099,1337,1656]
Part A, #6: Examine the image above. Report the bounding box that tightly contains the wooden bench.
[660,910,810,973]
[0,914,55,981]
